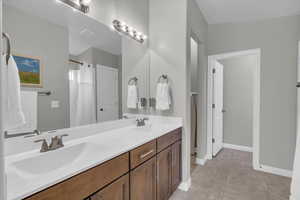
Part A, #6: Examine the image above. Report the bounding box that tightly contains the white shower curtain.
[69,63,96,127]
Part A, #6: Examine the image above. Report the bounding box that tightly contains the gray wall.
[4,5,69,132]
[208,15,300,170]
[0,1,6,199]
[220,55,256,147]
[115,0,150,114]
[74,47,120,69]
[149,0,188,181]
[190,38,198,93]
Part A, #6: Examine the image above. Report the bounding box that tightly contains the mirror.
[3,0,149,136]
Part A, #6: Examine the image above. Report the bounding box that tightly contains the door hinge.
[212,138,215,143]
[212,104,215,109]
[212,68,216,74]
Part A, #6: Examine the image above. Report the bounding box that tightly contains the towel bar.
[2,32,11,65]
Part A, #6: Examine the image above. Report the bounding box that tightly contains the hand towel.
[6,91,37,135]
[3,55,25,130]
[156,82,171,110]
[127,85,138,109]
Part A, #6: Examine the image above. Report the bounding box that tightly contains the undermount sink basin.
[13,143,99,175]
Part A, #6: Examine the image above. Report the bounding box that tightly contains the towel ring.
[157,75,168,83]
[128,77,138,85]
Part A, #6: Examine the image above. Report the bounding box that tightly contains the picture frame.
[13,54,43,88]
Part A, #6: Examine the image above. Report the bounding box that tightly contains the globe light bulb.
[80,0,92,6]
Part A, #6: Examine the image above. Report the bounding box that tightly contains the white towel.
[127,85,138,109]
[156,83,171,110]
[7,91,37,135]
[3,55,26,130]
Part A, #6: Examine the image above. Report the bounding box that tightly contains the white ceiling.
[3,0,121,55]
[196,0,300,24]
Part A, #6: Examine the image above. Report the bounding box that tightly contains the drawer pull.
[140,150,154,159]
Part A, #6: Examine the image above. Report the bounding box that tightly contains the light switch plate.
[51,100,60,108]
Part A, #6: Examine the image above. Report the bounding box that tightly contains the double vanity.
[3,1,182,200]
[5,117,183,200]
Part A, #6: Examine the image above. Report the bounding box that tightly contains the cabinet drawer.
[90,174,129,200]
[157,128,182,152]
[130,140,157,169]
[25,153,129,200]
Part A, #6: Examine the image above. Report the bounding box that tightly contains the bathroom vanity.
[26,128,181,200]
[5,117,182,200]
[2,1,183,200]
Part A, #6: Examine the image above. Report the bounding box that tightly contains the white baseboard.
[223,143,253,152]
[178,178,191,191]
[195,154,209,166]
[258,165,293,178]
[290,195,296,200]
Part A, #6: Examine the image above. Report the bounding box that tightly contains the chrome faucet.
[136,117,149,127]
[34,134,69,153]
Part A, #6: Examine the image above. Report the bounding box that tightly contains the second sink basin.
[13,142,99,176]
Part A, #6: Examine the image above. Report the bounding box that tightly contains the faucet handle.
[34,139,49,153]
[57,134,69,146]
[59,134,69,138]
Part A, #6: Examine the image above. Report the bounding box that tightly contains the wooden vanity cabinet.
[130,157,157,200]
[156,147,172,200]
[156,141,182,200]
[171,141,182,193]
[24,128,182,200]
[90,174,129,200]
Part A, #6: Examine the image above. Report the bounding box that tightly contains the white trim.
[207,49,261,170]
[258,165,293,178]
[290,195,296,200]
[178,178,191,191]
[195,154,209,166]
[290,40,300,200]
[223,143,253,152]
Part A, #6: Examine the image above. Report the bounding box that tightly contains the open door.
[212,61,224,157]
[96,65,119,122]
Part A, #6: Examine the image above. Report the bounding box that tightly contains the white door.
[212,61,224,157]
[96,65,119,122]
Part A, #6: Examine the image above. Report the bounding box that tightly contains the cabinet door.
[171,141,182,193]
[90,174,129,200]
[130,157,156,200]
[157,147,172,200]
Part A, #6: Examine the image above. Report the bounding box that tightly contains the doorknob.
[100,108,104,111]
[297,82,300,88]
[222,109,226,113]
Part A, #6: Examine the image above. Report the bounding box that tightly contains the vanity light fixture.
[55,0,91,13]
[113,20,147,43]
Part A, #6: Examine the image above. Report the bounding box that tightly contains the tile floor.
[171,149,291,200]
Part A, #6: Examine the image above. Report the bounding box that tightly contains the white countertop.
[5,116,182,200]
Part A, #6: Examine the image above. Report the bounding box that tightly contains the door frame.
[290,41,300,200]
[207,49,261,170]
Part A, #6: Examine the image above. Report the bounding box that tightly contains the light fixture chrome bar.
[57,0,90,13]
[113,20,147,44]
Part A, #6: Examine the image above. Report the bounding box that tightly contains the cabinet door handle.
[140,149,154,159]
